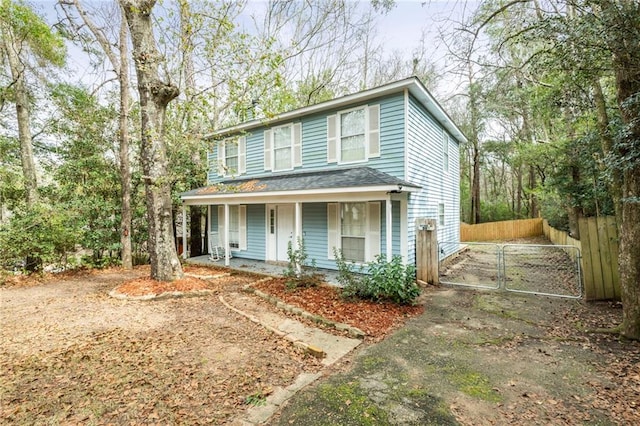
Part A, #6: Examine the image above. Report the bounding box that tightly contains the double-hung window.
[217,205,247,250]
[228,205,240,249]
[327,202,380,263]
[225,143,238,173]
[341,202,366,262]
[340,108,366,162]
[443,131,449,172]
[273,125,292,171]
[438,203,445,227]
[264,123,302,171]
[216,136,246,177]
[327,104,380,164]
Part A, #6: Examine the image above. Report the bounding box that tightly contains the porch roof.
[180,167,420,204]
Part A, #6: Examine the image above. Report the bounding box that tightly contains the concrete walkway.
[221,288,362,425]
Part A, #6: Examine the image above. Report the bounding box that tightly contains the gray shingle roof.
[181,167,420,198]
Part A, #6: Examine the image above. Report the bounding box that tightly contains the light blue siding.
[207,94,406,184]
[406,95,461,261]
[245,204,266,260]
[302,203,332,269]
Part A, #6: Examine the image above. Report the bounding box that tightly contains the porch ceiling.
[180,167,420,205]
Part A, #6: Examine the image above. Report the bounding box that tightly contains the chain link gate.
[438,242,583,299]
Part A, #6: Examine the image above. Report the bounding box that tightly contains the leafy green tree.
[48,83,122,265]
[0,0,65,207]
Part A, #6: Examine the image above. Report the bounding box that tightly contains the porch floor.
[184,255,341,285]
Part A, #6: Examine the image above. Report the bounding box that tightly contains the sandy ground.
[0,269,321,425]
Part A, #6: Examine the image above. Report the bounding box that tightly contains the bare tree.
[59,0,134,269]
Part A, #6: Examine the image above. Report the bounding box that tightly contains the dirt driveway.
[0,269,321,425]
[272,288,640,425]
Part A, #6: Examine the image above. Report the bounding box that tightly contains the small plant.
[366,254,420,305]
[334,249,420,305]
[284,237,323,289]
[333,247,367,297]
[244,391,267,406]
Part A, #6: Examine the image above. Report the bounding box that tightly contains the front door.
[267,204,294,262]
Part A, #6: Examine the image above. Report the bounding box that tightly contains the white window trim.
[438,203,445,227]
[217,136,246,177]
[272,123,294,172]
[443,130,450,173]
[328,104,380,165]
[337,105,368,166]
[218,205,247,251]
[264,123,302,172]
[327,201,380,264]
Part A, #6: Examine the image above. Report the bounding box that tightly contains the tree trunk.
[592,76,623,227]
[3,27,38,207]
[118,7,133,269]
[121,0,183,281]
[604,0,640,340]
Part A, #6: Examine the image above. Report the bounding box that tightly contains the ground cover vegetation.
[0,1,638,336]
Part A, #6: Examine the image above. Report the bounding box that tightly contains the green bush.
[0,204,80,272]
[335,249,420,305]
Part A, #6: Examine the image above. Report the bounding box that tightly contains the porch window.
[217,205,247,250]
[340,108,366,162]
[328,202,380,262]
[229,205,240,248]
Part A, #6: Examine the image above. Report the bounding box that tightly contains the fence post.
[416,218,438,285]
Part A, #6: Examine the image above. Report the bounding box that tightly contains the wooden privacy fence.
[459,216,620,300]
[460,218,543,242]
[544,217,620,301]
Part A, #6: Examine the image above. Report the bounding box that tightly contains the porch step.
[220,292,361,366]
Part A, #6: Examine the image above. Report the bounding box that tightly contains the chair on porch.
[208,231,232,261]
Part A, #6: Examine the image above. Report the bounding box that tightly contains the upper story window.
[216,136,246,177]
[264,123,302,172]
[327,104,380,164]
[340,108,366,162]
[443,131,450,172]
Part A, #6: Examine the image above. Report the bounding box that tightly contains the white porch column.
[207,205,211,256]
[181,204,187,259]
[386,196,393,260]
[224,203,230,266]
[295,202,303,274]
[294,202,303,246]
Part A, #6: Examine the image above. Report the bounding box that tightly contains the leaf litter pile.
[254,278,424,340]
[1,266,325,425]
[3,264,638,424]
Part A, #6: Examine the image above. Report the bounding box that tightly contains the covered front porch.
[179,167,420,272]
[184,255,342,284]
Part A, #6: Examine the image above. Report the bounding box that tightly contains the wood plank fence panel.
[463,217,619,301]
[461,218,543,242]
[597,217,615,299]
[606,217,621,300]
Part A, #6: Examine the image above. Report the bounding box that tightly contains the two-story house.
[180,77,466,270]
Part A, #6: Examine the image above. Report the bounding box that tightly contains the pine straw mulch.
[253,277,425,340]
[112,265,424,340]
[112,265,257,297]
